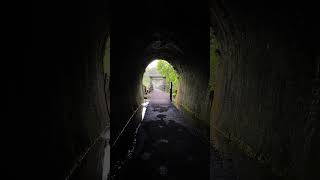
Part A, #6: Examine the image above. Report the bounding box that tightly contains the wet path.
[111,89,280,180]
[117,89,209,180]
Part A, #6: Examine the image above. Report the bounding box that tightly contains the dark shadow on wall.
[30,0,110,179]
[209,0,320,179]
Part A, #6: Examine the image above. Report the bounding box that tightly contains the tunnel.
[28,0,320,179]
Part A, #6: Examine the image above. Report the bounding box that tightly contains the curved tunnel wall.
[31,0,110,179]
[30,0,320,179]
[112,1,320,179]
[210,0,320,179]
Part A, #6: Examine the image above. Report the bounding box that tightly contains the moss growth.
[103,37,110,75]
[209,28,219,91]
[157,60,180,98]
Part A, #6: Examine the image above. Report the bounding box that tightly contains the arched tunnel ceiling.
[112,0,209,73]
[111,0,210,144]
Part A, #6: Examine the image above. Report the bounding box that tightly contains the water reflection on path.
[141,100,149,120]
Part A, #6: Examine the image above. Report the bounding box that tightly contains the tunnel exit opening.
[142,59,179,102]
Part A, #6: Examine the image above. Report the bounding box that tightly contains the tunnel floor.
[116,89,209,179]
[111,89,281,180]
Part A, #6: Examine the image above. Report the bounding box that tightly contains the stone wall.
[176,62,211,129]
[209,0,320,179]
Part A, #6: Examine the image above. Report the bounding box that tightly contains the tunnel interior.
[111,0,211,145]
[29,0,320,179]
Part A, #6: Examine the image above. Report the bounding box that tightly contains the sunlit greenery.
[156,60,179,98]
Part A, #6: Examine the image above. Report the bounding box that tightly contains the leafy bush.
[156,60,179,97]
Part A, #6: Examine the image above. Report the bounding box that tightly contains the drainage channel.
[109,100,149,180]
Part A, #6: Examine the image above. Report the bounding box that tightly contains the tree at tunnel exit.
[156,60,179,98]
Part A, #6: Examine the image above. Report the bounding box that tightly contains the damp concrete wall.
[209,1,320,179]
[175,61,211,130]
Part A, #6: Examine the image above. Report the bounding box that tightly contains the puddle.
[152,105,169,112]
[142,100,149,120]
[156,114,167,120]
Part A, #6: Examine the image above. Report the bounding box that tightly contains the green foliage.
[156,60,179,97]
